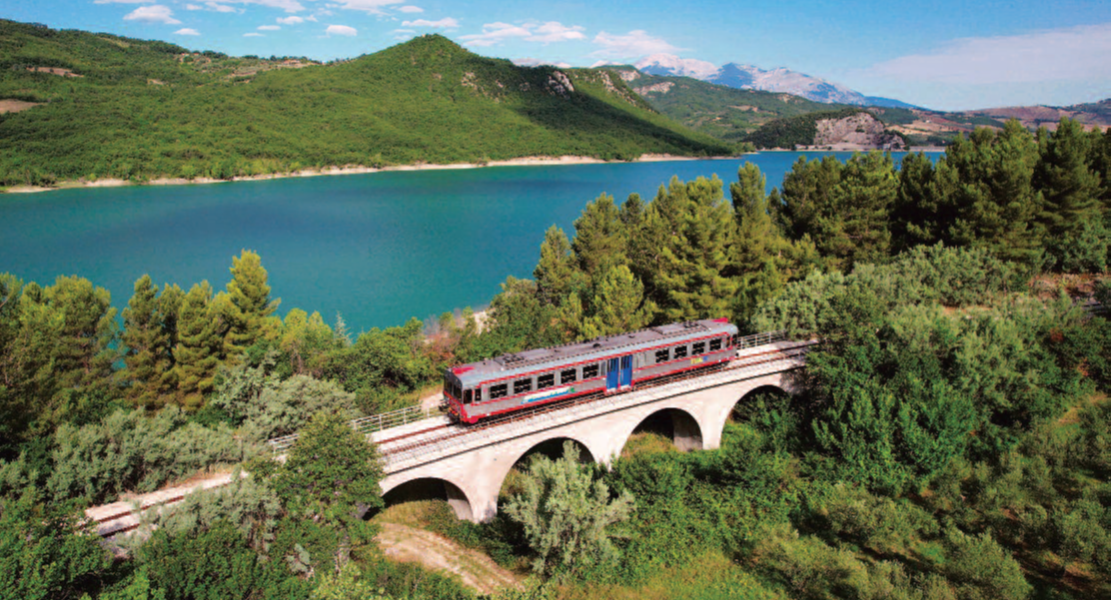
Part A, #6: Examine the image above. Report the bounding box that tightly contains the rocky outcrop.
[809,112,905,151]
[545,70,575,98]
[634,81,674,94]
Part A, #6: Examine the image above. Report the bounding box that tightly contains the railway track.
[375,343,812,458]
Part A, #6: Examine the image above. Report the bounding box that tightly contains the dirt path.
[376,522,520,595]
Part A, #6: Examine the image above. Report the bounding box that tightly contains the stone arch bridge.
[88,338,812,534]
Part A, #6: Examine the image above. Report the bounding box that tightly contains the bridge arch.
[614,406,704,458]
[495,436,597,500]
[380,477,474,521]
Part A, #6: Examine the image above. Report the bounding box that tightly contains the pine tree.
[779,155,843,240]
[581,265,657,338]
[223,250,280,357]
[572,194,628,278]
[730,163,817,322]
[533,226,580,307]
[121,275,174,408]
[1034,118,1102,240]
[634,176,738,322]
[891,151,951,253]
[174,282,225,410]
[823,151,897,270]
[943,121,1043,264]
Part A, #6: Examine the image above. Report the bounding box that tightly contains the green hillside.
[0,20,729,188]
[604,66,848,143]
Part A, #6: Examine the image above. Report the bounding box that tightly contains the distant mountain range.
[633,54,917,109]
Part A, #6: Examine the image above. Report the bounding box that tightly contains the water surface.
[1,152,933,331]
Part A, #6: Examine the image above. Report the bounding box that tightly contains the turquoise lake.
[1,152,933,332]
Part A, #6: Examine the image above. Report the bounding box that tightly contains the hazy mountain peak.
[634,54,718,79]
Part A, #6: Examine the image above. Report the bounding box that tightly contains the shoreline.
[2,154,741,195]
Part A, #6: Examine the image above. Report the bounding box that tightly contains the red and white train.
[443,318,739,424]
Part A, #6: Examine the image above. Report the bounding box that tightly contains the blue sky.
[4,0,1110,110]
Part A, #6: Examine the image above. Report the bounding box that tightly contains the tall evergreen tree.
[891,151,950,253]
[572,194,628,279]
[533,226,580,307]
[822,151,898,270]
[223,250,279,357]
[778,155,843,240]
[581,265,657,338]
[943,121,1043,264]
[174,282,225,410]
[633,176,737,322]
[1034,118,1102,240]
[121,275,174,408]
[730,163,817,323]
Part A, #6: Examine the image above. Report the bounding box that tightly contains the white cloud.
[277,15,304,24]
[402,17,459,29]
[397,5,423,13]
[459,21,527,46]
[325,24,358,36]
[258,25,280,30]
[391,28,415,34]
[460,21,583,47]
[215,0,305,13]
[527,21,585,43]
[865,23,1111,84]
[244,32,264,37]
[183,1,241,12]
[123,5,181,24]
[591,30,681,60]
[513,57,573,69]
[174,28,200,35]
[336,0,402,13]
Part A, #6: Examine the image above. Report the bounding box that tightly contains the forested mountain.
[0,20,729,188]
[602,66,842,143]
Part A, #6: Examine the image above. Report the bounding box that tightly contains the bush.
[940,529,1031,600]
[46,406,253,504]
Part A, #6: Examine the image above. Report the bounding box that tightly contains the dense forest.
[2,118,1110,599]
[0,20,729,189]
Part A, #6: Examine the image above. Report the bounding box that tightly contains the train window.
[560,368,577,384]
[731,334,739,347]
[655,348,670,363]
[710,338,722,351]
[582,363,600,379]
[537,373,555,389]
[674,345,688,359]
[463,389,473,404]
[692,341,706,355]
[514,378,532,394]
[454,382,463,399]
[490,383,508,399]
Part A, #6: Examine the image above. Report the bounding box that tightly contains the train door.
[619,355,633,389]
[606,357,620,392]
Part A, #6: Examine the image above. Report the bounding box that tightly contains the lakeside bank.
[2,153,738,195]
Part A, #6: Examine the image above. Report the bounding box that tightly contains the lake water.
[1,152,934,332]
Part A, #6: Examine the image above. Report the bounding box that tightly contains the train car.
[443,318,739,424]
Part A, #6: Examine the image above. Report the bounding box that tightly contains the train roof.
[447,318,738,386]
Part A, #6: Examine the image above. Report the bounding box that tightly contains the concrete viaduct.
[371,339,811,522]
[87,338,811,534]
